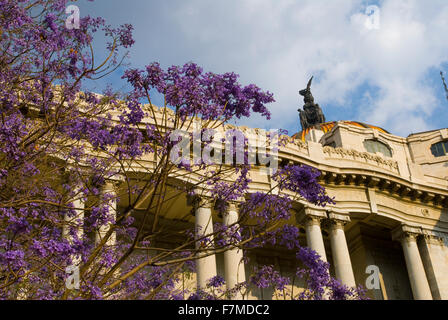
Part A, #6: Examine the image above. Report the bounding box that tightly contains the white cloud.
[96,0,448,136]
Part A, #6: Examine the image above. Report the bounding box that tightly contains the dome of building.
[292,120,390,141]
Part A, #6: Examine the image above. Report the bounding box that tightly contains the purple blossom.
[250,265,290,291]
[274,164,335,206]
[207,275,226,288]
[0,0,362,301]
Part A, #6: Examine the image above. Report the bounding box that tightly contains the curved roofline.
[292,120,390,141]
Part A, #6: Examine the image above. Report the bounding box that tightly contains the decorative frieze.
[322,146,399,172]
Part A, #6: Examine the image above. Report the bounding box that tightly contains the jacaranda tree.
[0,0,367,300]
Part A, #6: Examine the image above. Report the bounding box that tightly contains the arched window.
[431,141,448,157]
[363,139,392,158]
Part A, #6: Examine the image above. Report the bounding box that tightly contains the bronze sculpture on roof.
[298,76,326,130]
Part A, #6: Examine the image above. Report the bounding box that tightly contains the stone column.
[223,202,246,299]
[297,208,328,262]
[417,230,448,300]
[194,199,217,290]
[328,212,356,287]
[95,181,118,247]
[63,195,85,266]
[392,225,432,300]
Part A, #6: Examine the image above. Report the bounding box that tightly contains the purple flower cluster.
[0,0,364,301]
[122,62,274,121]
[274,164,335,206]
[249,265,290,291]
[207,275,226,288]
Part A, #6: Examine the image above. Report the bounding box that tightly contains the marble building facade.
[79,105,448,300]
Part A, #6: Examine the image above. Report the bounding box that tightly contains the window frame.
[430,140,448,158]
[363,139,393,158]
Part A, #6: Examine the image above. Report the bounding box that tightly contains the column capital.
[227,201,240,213]
[213,199,241,213]
[200,201,214,209]
[296,205,327,225]
[217,200,242,221]
[327,211,351,229]
[421,229,445,246]
[104,174,125,192]
[391,224,422,242]
[304,215,325,227]
[187,194,214,214]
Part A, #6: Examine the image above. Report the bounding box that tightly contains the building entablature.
[59,103,447,210]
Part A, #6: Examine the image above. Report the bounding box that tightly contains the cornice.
[407,128,448,142]
[329,122,408,144]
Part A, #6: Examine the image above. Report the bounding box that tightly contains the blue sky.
[77,0,448,137]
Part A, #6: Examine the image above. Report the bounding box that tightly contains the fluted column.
[223,202,246,299]
[305,216,328,262]
[194,199,217,290]
[418,231,448,300]
[95,181,118,247]
[298,208,328,262]
[392,225,432,300]
[328,213,356,287]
